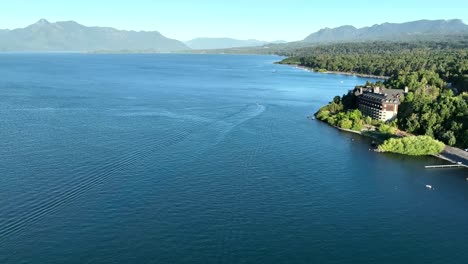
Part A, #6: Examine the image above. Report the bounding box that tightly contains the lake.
[0,54,467,264]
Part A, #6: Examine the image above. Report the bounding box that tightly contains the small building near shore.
[355,86,407,122]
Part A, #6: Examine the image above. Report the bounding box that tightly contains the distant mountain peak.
[444,18,465,24]
[338,25,356,29]
[35,19,50,25]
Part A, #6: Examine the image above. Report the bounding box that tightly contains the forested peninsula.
[279,40,468,156]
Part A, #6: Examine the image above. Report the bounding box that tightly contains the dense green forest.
[294,40,468,149]
[280,39,468,92]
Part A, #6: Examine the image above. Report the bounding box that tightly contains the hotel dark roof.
[355,86,405,104]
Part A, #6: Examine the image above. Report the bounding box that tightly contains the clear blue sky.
[1,0,467,41]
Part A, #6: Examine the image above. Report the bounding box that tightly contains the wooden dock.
[425,164,468,169]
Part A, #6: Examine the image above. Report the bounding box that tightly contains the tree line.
[280,40,468,93]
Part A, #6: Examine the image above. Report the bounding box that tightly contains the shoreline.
[290,60,467,168]
[280,63,390,80]
[314,113,468,168]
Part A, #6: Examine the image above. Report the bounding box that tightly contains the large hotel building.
[355,86,407,122]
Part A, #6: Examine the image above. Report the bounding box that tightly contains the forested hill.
[282,39,468,148]
[280,39,468,92]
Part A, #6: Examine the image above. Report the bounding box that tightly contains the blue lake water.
[0,54,467,264]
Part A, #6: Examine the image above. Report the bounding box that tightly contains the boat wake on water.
[0,103,266,243]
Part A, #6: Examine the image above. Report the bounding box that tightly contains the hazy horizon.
[1,0,467,42]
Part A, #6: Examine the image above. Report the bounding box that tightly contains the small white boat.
[425,185,433,189]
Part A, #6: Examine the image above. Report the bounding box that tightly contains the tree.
[441,131,457,146]
[405,114,421,133]
[349,109,363,121]
[339,119,353,129]
[352,119,364,131]
[364,116,373,125]
[379,124,397,134]
[333,96,341,104]
[404,92,414,102]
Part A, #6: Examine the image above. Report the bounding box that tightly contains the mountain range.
[0,19,467,52]
[185,38,286,50]
[0,19,189,52]
[303,19,468,43]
